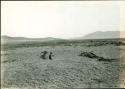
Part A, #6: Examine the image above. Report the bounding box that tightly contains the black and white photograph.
[1,1,125,89]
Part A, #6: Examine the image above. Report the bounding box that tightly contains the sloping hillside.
[1,36,64,44]
[81,31,121,39]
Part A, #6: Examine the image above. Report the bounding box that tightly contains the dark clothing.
[49,54,52,60]
[40,51,48,59]
[40,51,54,60]
[49,52,54,60]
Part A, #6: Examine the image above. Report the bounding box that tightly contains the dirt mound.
[79,51,98,58]
[79,51,116,62]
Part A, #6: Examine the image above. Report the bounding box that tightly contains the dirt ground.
[1,41,125,89]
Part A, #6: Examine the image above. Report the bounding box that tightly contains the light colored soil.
[119,46,125,88]
[1,45,123,89]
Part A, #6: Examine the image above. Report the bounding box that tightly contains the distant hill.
[2,31,125,44]
[1,36,29,40]
[1,35,64,44]
[79,31,122,39]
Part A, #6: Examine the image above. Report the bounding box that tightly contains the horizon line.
[1,30,123,39]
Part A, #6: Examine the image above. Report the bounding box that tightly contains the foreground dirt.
[119,46,125,87]
[1,44,124,89]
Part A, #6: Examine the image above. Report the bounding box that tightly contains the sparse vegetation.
[1,39,124,89]
[79,51,98,58]
[2,59,17,63]
[79,51,116,62]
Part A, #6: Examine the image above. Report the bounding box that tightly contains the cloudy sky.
[1,1,124,39]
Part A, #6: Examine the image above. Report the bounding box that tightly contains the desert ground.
[1,39,125,89]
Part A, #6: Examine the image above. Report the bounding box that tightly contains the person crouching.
[49,52,54,60]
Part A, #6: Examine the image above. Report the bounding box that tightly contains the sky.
[1,1,124,39]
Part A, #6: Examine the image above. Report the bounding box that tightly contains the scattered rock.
[2,59,17,63]
[79,51,98,58]
[79,51,116,62]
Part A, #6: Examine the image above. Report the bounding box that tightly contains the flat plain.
[1,39,125,89]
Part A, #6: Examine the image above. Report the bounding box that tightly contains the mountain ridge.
[1,31,125,43]
[1,35,64,44]
[75,31,124,40]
